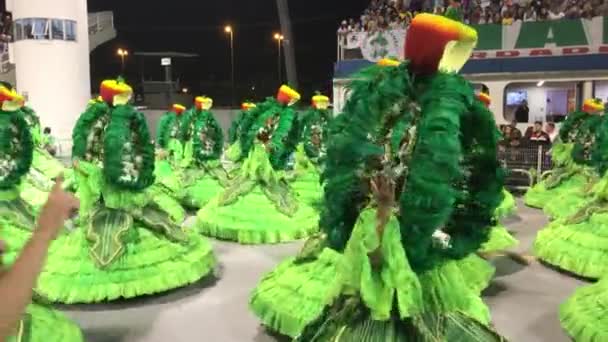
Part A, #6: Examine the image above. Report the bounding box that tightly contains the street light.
[225,25,235,110]
[274,33,284,85]
[117,48,129,73]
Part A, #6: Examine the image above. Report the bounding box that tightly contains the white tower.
[7,0,91,149]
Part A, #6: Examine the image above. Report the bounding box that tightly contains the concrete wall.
[142,108,241,142]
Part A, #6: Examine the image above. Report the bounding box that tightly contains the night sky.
[87,0,369,105]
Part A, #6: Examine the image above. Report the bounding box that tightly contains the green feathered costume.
[195,87,319,244]
[225,100,273,163]
[525,108,601,218]
[178,98,228,209]
[533,106,608,279]
[0,87,83,342]
[249,15,507,337]
[289,96,332,207]
[19,106,75,210]
[154,105,186,190]
[24,80,215,304]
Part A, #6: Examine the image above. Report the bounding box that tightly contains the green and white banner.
[471,16,608,59]
[343,16,608,61]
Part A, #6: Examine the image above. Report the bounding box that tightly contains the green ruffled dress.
[6,304,83,342]
[195,143,319,244]
[560,277,608,341]
[249,209,495,338]
[494,188,516,219]
[178,108,228,209]
[524,143,592,211]
[294,211,498,341]
[533,173,608,279]
[30,161,215,303]
[289,145,323,207]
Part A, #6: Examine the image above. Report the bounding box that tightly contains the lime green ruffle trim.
[494,189,516,219]
[182,176,224,209]
[35,228,215,304]
[534,212,608,279]
[560,277,608,342]
[524,174,588,209]
[338,209,491,324]
[32,148,65,179]
[7,303,84,342]
[195,187,319,244]
[290,170,323,208]
[154,159,183,194]
[480,224,519,253]
[2,224,34,266]
[543,191,590,221]
[249,248,343,338]
[225,141,242,162]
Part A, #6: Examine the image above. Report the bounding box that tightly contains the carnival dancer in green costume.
[560,276,608,341]
[225,101,256,162]
[19,105,76,210]
[289,93,332,207]
[27,78,215,304]
[250,14,508,339]
[154,103,189,206]
[293,14,508,340]
[533,107,608,279]
[541,99,605,220]
[0,85,83,342]
[524,99,604,213]
[195,85,319,244]
[179,96,228,209]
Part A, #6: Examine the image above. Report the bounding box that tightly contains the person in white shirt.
[548,8,565,20]
[545,122,559,143]
[524,7,537,21]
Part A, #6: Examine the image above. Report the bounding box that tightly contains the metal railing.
[88,11,114,35]
[498,145,553,191]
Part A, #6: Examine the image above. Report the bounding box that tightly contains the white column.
[486,81,508,126]
[9,0,91,151]
[582,81,594,100]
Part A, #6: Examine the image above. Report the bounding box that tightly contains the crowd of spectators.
[499,120,555,151]
[338,0,608,36]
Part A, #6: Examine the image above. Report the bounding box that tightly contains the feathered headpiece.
[0,85,25,112]
[582,98,604,114]
[377,58,402,67]
[195,96,213,110]
[241,102,257,111]
[312,94,330,110]
[276,85,301,106]
[404,13,477,74]
[100,77,133,106]
[477,92,491,107]
[172,104,186,115]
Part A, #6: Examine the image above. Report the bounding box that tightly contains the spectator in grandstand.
[502,8,515,24]
[515,100,530,123]
[445,0,464,20]
[524,6,538,20]
[548,5,566,19]
[527,121,552,145]
[501,121,523,148]
[545,122,559,142]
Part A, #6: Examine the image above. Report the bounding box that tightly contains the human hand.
[37,174,80,240]
[370,174,395,210]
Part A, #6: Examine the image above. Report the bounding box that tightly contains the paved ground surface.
[59,199,587,342]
